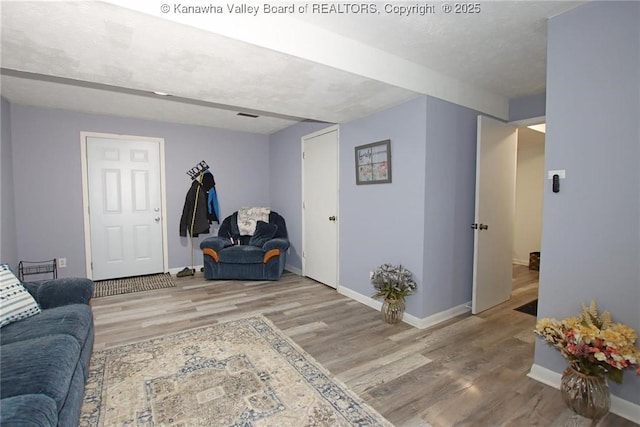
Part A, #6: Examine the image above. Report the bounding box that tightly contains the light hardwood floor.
[90,265,637,427]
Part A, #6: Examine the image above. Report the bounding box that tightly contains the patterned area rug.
[80,316,393,426]
[93,273,176,298]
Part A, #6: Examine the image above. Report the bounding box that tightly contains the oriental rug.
[93,273,175,298]
[79,316,393,426]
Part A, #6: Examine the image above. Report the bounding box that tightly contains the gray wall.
[9,105,270,277]
[1,98,18,268]
[536,1,640,403]
[340,97,428,316]
[423,97,478,315]
[269,96,479,319]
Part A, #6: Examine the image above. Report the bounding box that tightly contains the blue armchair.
[200,211,289,280]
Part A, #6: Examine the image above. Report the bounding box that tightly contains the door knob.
[154,217,161,222]
[329,216,336,222]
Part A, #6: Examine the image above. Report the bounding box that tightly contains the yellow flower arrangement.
[535,301,640,383]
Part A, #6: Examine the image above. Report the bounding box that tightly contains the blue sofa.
[0,276,94,427]
[200,211,289,280]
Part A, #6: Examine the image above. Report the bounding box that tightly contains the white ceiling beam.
[102,1,509,119]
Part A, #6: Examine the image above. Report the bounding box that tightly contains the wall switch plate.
[548,169,566,179]
[58,258,67,268]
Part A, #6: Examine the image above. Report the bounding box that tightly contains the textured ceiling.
[0,1,582,134]
[295,1,575,97]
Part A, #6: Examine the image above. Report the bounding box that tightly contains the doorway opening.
[472,117,546,314]
[512,124,545,312]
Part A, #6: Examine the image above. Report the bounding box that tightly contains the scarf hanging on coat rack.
[188,174,203,275]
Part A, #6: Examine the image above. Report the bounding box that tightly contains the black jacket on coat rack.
[178,161,218,277]
[179,178,209,237]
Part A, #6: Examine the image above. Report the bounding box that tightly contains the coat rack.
[186,160,209,180]
[178,160,210,278]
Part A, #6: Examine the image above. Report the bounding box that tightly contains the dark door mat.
[514,299,538,316]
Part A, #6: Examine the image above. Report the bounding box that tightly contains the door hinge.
[302,152,305,159]
[471,223,489,230]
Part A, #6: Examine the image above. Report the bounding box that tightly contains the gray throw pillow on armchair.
[248,221,278,247]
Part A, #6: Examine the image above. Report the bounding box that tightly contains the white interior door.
[86,136,165,280]
[472,116,518,314]
[302,126,338,288]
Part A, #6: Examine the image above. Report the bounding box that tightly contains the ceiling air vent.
[237,112,259,118]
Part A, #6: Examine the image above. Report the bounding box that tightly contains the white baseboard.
[337,285,383,310]
[412,302,472,329]
[284,264,302,276]
[527,363,562,388]
[513,258,529,266]
[528,364,640,423]
[337,286,470,329]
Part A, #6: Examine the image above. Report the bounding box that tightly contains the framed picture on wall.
[355,139,392,185]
